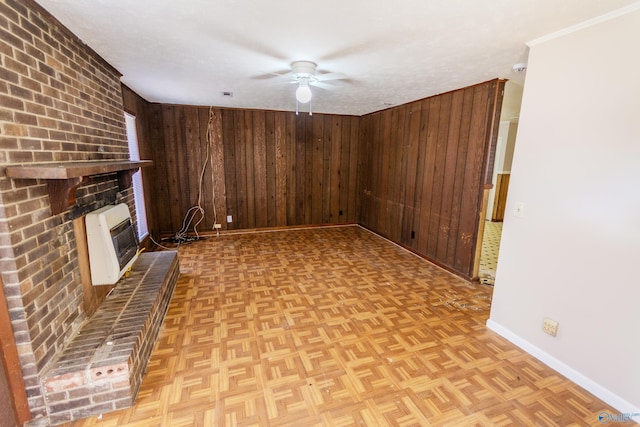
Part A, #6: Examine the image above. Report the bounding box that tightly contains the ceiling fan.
[280,61,348,114]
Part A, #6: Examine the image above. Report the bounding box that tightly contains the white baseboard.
[486,319,640,423]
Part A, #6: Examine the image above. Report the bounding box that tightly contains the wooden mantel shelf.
[5,160,152,215]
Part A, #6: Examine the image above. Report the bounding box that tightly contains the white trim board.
[486,319,640,423]
[527,1,640,46]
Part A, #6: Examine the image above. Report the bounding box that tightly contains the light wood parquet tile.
[64,225,629,427]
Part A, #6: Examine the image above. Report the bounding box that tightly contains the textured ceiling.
[35,0,636,116]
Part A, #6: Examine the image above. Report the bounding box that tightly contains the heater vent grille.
[110,218,139,270]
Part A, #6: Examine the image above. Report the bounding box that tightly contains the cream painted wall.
[488,5,640,416]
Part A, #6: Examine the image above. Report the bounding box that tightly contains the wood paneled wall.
[146,106,361,234]
[358,80,504,278]
[126,79,502,279]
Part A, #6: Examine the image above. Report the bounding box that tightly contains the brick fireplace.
[0,1,175,425]
[41,250,179,425]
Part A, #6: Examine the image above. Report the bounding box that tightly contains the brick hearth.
[40,252,179,425]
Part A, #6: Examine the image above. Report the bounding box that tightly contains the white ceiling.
[35,0,636,116]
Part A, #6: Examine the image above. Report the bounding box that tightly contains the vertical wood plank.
[417,97,440,252]
[370,114,383,230]
[183,107,203,231]
[401,102,423,247]
[244,112,256,229]
[387,106,406,241]
[274,112,287,226]
[321,115,332,223]
[330,116,342,223]
[234,110,249,229]
[162,106,183,233]
[398,106,412,239]
[304,115,314,225]
[148,104,169,234]
[378,111,391,235]
[411,100,429,250]
[175,107,192,226]
[198,107,213,229]
[347,116,360,223]
[265,111,277,227]
[222,110,238,230]
[253,111,268,228]
[295,114,307,225]
[356,115,371,225]
[339,116,351,223]
[311,115,324,225]
[286,113,297,225]
[209,108,227,229]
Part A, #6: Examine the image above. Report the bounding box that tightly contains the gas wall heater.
[86,204,139,286]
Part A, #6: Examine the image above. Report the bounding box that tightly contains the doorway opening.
[479,81,522,285]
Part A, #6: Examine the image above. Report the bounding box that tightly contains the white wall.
[488,5,640,416]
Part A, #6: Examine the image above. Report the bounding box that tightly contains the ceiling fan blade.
[316,72,348,81]
[251,69,292,80]
[310,81,335,91]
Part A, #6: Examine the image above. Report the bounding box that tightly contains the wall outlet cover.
[542,317,559,337]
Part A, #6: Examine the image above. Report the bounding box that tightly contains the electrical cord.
[148,234,176,251]
[168,107,218,243]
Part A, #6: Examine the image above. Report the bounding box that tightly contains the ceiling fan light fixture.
[295,83,312,103]
[292,61,317,78]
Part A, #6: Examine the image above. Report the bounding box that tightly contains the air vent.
[221,91,233,97]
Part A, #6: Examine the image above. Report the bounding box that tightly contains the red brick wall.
[0,0,133,422]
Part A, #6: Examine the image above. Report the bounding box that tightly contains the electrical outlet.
[227,215,233,223]
[213,223,222,229]
[542,318,559,337]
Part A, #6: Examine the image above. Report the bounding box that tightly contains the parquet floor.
[67,225,622,427]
